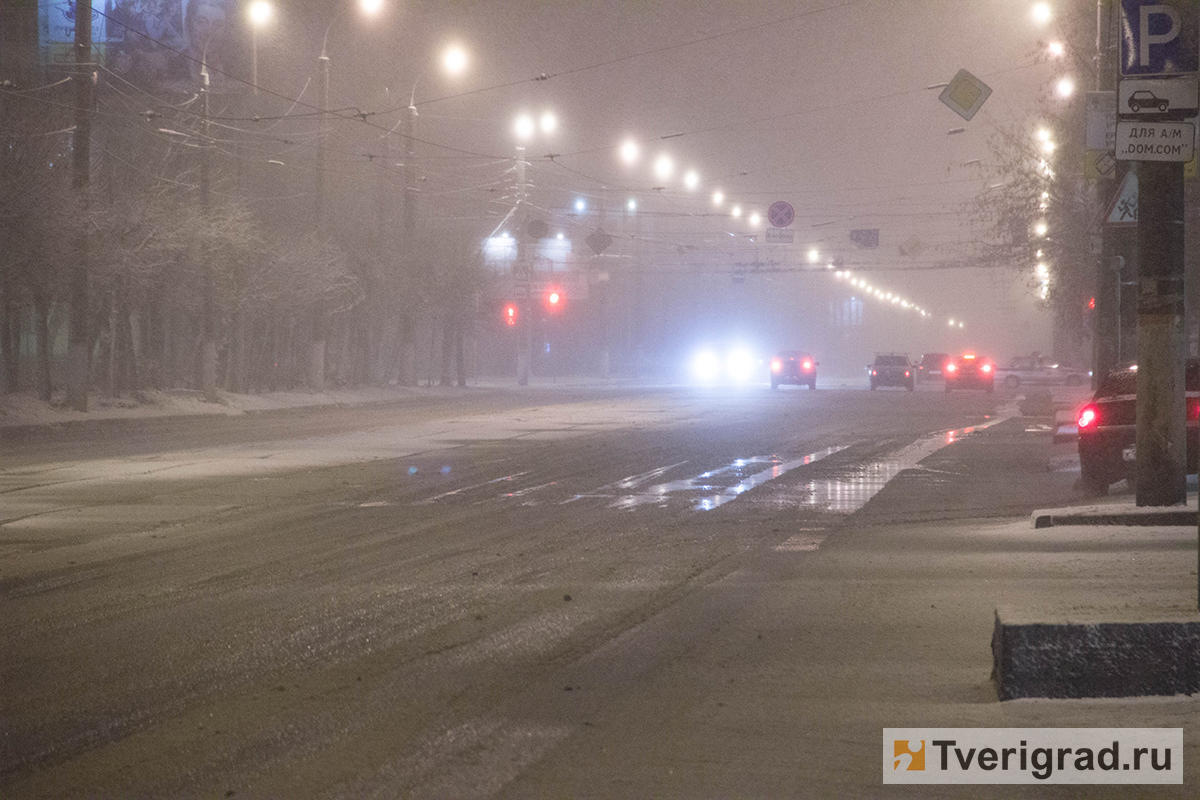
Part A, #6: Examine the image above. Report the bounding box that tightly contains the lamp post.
[308,0,384,390]
[391,45,468,385]
[247,0,272,94]
[512,111,556,385]
[315,0,384,234]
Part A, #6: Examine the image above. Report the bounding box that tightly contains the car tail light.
[802,360,813,371]
[945,363,957,373]
[1188,397,1200,421]
[981,364,992,373]
[904,371,910,377]
[1078,404,1099,429]
[771,359,782,372]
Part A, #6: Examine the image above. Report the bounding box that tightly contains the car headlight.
[691,349,722,383]
[726,349,756,383]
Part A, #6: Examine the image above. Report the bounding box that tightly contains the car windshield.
[875,355,907,366]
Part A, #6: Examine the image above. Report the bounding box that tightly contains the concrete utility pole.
[397,101,418,386]
[67,0,93,412]
[199,65,218,402]
[1134,160,1187,506]
[1109,0,1194,507]
[514,145,531,386]
[308,49,330,391]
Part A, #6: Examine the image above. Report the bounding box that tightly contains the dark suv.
[1076,360,1200,494]
[869,354,914,391]
[915,352,950,383]
[769,351,817,389]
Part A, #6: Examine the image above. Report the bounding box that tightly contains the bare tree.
[0,91,78,397]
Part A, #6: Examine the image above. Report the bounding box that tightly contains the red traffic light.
[503,303,518,326]
[544,288,564,311]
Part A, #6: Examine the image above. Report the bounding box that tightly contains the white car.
[995,354,1089,390]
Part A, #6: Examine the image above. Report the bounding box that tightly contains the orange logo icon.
[893,740,925,771]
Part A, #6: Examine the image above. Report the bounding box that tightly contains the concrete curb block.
[1031,508,1196,528]
[991,610,1200,700]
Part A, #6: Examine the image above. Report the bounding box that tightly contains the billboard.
[39,1,237,93]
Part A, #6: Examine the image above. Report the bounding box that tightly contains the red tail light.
[945,363,957,373]
[981,363,992,373]
[802,360,813,371]
[1188,397,1199,421]
[771,360,782,373]
[1078,404,1099,429]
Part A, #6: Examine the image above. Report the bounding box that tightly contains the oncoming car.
[1076,361,1200,494]
[689,346,761,385]
[770,351,817,389]
[944,353,995,393]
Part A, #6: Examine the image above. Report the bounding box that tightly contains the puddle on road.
[596,418,1005,514]
[605,446,850,511]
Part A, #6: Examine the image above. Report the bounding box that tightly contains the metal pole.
[316,53,329,232]
[515,144,531,385]
[307,49,329,390]
[67,0,93,412]
[200,65,217,401]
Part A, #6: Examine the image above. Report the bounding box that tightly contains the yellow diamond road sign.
[939,69,993,122]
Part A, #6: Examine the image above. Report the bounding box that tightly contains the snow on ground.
[0,385,469,429]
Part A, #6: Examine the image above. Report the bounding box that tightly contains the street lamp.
[247,0,272,94]
[316,0,386,231]
[401,44,471,247]
[511,109,557,386]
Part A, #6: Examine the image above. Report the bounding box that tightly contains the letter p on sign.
[1142,4,1182,66]
[1121,1,1198,75]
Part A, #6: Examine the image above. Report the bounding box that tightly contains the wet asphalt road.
[0,383,1090,797]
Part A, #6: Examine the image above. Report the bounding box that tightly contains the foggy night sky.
[235,0,1065,365]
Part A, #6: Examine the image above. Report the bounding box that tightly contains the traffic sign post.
[767,201,794,229]
[1120,0,1199,76]
[1115,1,1196,512]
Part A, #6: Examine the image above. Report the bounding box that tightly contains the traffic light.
[503,302,518,326]
[544,288,564,312]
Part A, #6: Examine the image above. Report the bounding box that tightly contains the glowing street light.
[248,0,272,26]
[1048,41,1064,57]
[539,111,557,135]
[247,0,273,94]
[1056,77,1075,98]
[1032,3,1052,25]
[684,169,699,190]
[712,190,724,206]
[442,45,468,75]
[749,212,761,226]
[514,113,536,140]
[619,139,639,164]
[654,154,674,180]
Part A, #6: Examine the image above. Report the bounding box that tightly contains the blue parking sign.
[1121,0,1199,75]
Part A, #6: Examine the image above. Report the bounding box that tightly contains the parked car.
[769,351,817,389]
[1076,361,1200,494]
[995,354,1089,390]
[868,353,914,391]
[915,352,951,383]
[943,353,994,393]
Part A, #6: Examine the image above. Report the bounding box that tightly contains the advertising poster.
[39,1,236,93]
